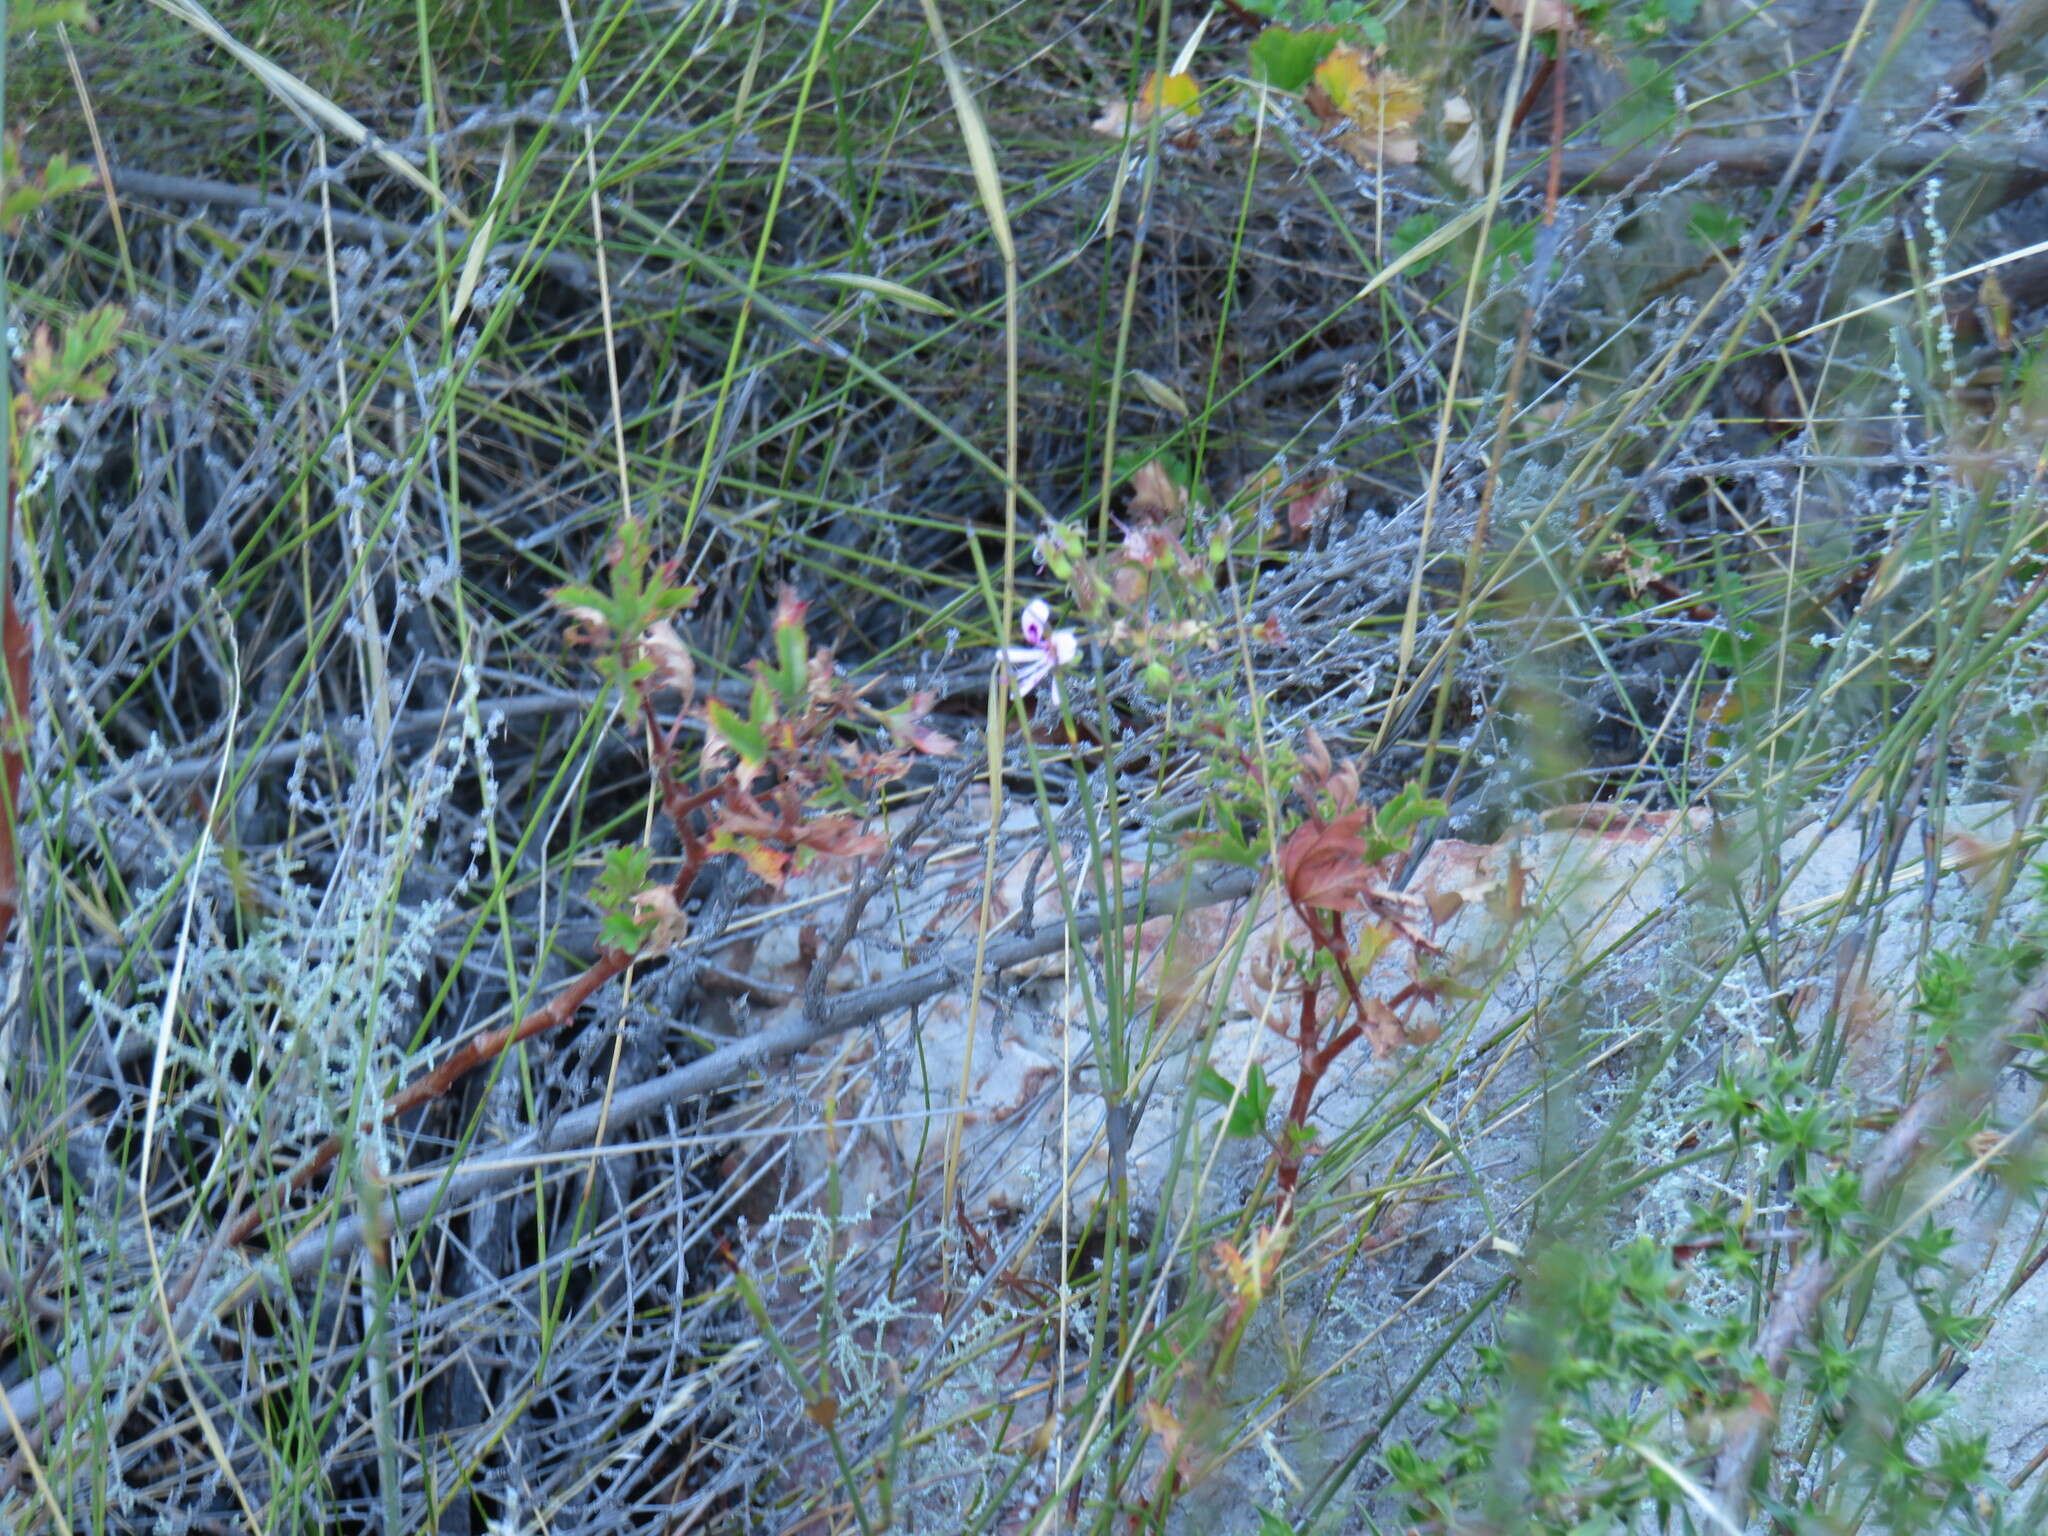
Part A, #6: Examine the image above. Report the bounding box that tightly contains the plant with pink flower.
[999,598,1079,703]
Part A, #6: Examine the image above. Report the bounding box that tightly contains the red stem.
[0,468,30,950]
[1271,903,1419,1213]
[221,944,639,1248]
[221,760,728,1249]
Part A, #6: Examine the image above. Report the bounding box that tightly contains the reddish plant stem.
[1544,29,1570,217]
[222,754,725,1250]
[1508,54,1555,135]
[220,945,639,1249]
[1272,905,1426,1214]
[1275,981,1322,1203]
[0,467,30,950]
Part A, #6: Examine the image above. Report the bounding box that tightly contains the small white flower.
[999,598,1078,702]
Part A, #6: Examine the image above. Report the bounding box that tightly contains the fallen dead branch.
[1548,129,2048,195]
[0,858,1262,1449]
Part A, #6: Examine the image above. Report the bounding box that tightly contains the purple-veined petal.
[1020,598,1051,648]
[1013,655,1054,697]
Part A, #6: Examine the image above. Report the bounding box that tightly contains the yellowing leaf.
[1313,48,1420,127]
[1310,48,1422,167]
[1983,270,2014,351]
[1090,70,1201,138]
[1150,71,1200,117]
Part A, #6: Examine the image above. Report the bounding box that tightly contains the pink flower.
[1000,598,1078,702]
[1119,519,1177,568]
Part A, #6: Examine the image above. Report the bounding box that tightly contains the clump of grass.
[5,0,2048,1531]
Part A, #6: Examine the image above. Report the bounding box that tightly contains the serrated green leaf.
[707,697,769,767]
[592,844,653,907]
[1606,56,1679,151]
[65,304,122,367]
[601,910,655,952]
[1248,25,1341,92]
[1390,212,1444,276]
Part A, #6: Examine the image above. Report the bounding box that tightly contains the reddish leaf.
[1360,995,1404,1054]
[1278,810,1380,913]
[793,815,885,860]
[1299,725,1333,786]
[1287,476,1344,540]
[709,830,791,888]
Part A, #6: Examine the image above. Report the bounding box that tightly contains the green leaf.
[1606,56,1679,151]
[1390,212,1444,276]
[550,582,610,619]
[21,305,124,406]
[593,847,659,951]
[61,304,122,396]
[601,909,655,951]
[1256,1510,1299,1536]
[1189,805,1264,866]
[1485,219,1536,279]
[592,844,653,908]
[1625,0,1701,39]
[1249,25,1341,93]
[775,607,809,703]
[1375,782,1447,840]
[42,151,95,200]
[1196,1063,1273,1137]
[1233,1062,1273,1137]
[0,188,39,229]
[706,697,769,767]
[1686,201,1745,249]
